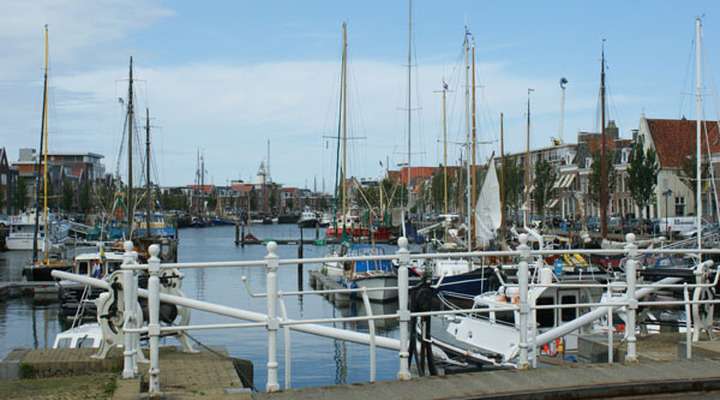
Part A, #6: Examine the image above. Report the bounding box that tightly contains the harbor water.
[0,224,401,389]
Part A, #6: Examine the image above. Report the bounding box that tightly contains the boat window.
[495,311,514,325]
[76,336,94,348]
[56,338,72,348]
[78,262,88,275]
[560,295,577,322]
[536,297,554,327]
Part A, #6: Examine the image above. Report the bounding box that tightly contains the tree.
[14,177,28,211]
[501,159,524,223]
[533,159,556,217]
[589,150,617,206]
[79,180,91,213]
[627,137,659,219]
[62,177,74,211]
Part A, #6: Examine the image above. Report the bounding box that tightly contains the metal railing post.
[361,288,377,383]
[265,241,280,392]
[121,240,137,379]
[517,233,530,369]
[147,244,162,394]
[607,282,613,364]
[624,233,638,363]
[684,283,692,359]
[396,237,411,380]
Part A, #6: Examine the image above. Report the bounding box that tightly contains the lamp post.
[663,189,673,235]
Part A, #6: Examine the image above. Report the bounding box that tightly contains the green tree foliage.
[589,150,617,206]
[14,177,28,211]
[533,159,556,217]
[501,159,524,223]
[627,137,659,217]
[79,180,91,213]
[62,178,74,211]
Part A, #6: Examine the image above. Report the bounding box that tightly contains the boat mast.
[600,41,608,239]
[500,112,505,237]
[441,80,449,216]
[341,22,348,221]
[524,89,533,228]
[695,17,703,251]
[127,57,134,236]
[145,108,151,239]
[32,25,49,264]
[470,41,478,247]
[464,28,472,249]
[406,0,413,212]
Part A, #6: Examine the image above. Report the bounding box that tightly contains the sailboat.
[320,22,397,303]
[101,59,178,261]
[23,26,72,281]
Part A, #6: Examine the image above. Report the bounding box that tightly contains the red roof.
[646,118,720,168]
[231,183,253,193]
[389,166,437,185]
[188,184,215,193]
[281,187,299,193]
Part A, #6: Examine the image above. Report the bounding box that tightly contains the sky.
[2,1,720,189]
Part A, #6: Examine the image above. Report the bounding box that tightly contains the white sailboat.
[475,157,502,248]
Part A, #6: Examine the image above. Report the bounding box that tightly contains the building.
[0,148,17,214]
[10,148,105,212]
[637,116,720,220]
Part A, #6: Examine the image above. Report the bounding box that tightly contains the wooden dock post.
[235,220,240,246]
[241,222,246,247]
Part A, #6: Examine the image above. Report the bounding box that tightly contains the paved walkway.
[254,359,720,400]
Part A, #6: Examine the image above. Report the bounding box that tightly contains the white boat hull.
[351,276,398,302]
[5,236,47,251]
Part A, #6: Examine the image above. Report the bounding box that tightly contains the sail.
[475,158,502,247]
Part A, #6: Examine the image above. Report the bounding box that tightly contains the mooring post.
[241,222,246,247]
[517,233,530,369]
[147,244,162,394]
[298,225,304,291]
[121,240,137,379]
[235,219,240,246]
[265,241,280,392]
[396,237,411,380]
[624,233,638,363]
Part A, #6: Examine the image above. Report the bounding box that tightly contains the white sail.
[475,158,502,247]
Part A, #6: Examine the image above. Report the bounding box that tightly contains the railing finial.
[148,244,160,261]
[267,241,278,257]
[398,236,409,250]
[625,232,636,245]
[518,233,528,247]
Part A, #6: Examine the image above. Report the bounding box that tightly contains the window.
[56,338,72,348]
[560,294,577,322]
[536,297,555,328]
[675,196,686,217]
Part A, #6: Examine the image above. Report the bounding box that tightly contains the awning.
[562,174,576,189]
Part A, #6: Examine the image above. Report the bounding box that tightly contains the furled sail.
[475,158,501,247]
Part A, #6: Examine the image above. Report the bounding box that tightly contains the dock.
[256,359,720,400]
[0,281,57,301]
[0,346,251,399]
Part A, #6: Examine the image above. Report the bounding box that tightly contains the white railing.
[51,233,720,396]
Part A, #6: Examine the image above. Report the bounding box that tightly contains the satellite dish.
[560,77,568,89]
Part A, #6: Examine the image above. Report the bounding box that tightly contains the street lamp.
[662,189,673,234]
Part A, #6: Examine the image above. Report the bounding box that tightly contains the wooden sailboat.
[24,25,72,282]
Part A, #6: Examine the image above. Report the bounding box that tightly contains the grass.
[0,373,118,400]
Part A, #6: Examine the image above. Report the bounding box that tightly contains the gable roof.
[646,118,720,168]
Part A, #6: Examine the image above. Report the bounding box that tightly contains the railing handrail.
[121,247,720,271]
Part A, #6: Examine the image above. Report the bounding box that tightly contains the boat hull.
[349,275,398,302]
